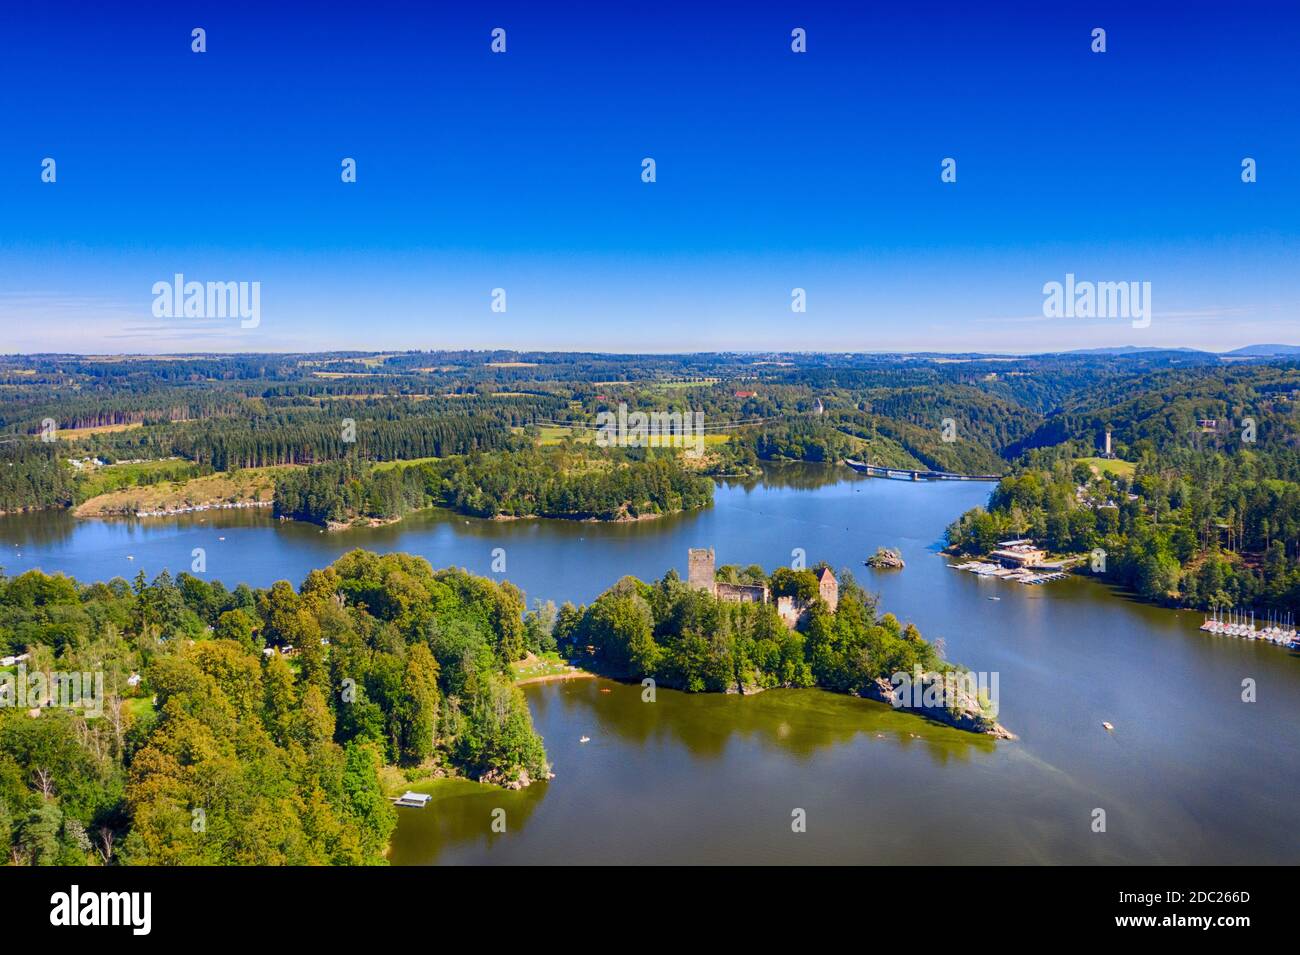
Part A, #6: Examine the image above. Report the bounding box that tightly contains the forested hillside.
[273,448,715,525]
[0,551,547,865]
[948,364,1300,610]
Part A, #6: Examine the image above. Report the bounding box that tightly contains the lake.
[4,463,1298,864]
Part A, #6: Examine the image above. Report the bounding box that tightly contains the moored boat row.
[1199,608,1298,649]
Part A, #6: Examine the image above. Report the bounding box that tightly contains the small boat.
[126,555,134,560]
[579,736,591,743]
[1102,721,1114,732]
[988,596,1001,601]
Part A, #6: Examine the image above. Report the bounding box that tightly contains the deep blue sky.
[1,1,1296,353]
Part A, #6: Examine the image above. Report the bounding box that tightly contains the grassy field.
[1076,456,1136,478]
[516,424,731,448]
[59,422,144,440]
[74,466,291,516]
[514,424,594,445]
[371,456,441,472]
[510,651,579,682]
[75,459,202,499]
[648,378,720,389]
[122,697,156,720]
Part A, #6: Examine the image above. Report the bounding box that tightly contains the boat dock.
[391,791,432,809]
[845,459,1001,482]
[948,560,1069,586]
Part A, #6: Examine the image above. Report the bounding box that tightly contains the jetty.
[845,459,1001,482]
[1199,607,1298,649]
[949,560,1068,585]
[947,539,1071,586]
[391,791,432,809]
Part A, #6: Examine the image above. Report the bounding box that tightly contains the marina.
[948,560,1070,585]
[947,538,1073,585]
[1199,608,1299,649]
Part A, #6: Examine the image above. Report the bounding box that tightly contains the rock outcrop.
[861,674,1016,739]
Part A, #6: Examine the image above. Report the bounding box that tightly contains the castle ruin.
[686,548,837,627]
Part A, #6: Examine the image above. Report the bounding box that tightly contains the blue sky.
[1,0,1296,353]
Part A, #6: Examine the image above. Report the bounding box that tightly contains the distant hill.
[1060,346,1206,356]
[1223,344,1300,357]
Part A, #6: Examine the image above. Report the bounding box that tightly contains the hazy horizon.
[4,342,1299,359]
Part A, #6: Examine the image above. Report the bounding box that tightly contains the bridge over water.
[844,459,1002,482]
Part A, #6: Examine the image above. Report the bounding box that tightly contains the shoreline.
[559,669,1014,740]
[514,670,598,686]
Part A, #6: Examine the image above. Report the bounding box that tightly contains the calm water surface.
[4,464,1297,864]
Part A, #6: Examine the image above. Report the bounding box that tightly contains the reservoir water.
[4,464,1297,863]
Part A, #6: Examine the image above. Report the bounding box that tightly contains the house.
[126,673,141,687]
[1199,419,1218,433]
[988,539,1048,568]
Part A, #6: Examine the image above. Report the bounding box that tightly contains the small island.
[552,549,1012,738]
[864,546,905,570]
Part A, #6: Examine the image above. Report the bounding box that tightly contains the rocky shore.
[862,674,1016,739]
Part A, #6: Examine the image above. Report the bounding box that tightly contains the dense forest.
[0,551,547,865]
[947,366,1300,611]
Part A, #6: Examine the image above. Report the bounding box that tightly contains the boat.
[579,736,591,743]
[1102,722,1114,732]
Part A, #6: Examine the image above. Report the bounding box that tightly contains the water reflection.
[386,778,548,866]
[541,678,995,764]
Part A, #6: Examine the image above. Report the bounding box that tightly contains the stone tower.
[687,547,716,593]
[817,566,838,612]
